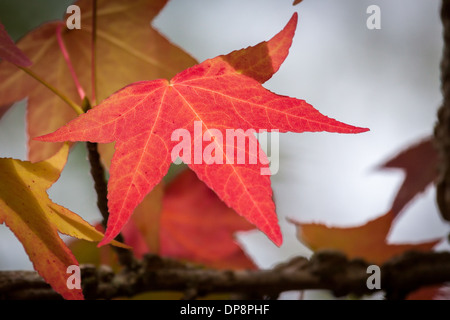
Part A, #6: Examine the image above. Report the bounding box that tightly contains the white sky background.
[0,0,449,287]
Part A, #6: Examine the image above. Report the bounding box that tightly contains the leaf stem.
[18,66,84,115]
[56,23,86,101]
[91,0,98,105]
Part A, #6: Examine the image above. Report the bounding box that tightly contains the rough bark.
[435,0,450,223]
[1,250,449,300]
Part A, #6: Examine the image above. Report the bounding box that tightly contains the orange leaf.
[0,144,127,300]
[289,211,440,265]
[291,138,442,299]
[0,0,197,162]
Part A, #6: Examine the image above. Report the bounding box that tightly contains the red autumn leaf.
[288,211,440,266]
[123,170,257,269]
[36,13,368,247]
[293,0,304,5]
[74,170,256,270]
[379,137,438,216]
[0,0,197,162]
[160,170,257,269]
[122,182,165,257]
[0,22,32,66]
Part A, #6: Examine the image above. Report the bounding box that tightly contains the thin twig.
[91,0,98,105]
[85,141,109,226]
[85,140,136,269]
[18,66,83,115]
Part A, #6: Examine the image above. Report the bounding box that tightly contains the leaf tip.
[273,236,283,247]
[286,12,299,34]
[354,126,370,134]
[0,22,33,67]
[33,133,52,142]
[97,237,111,248]
[97,225,125,248]
[33,130,67,143]
[267,226,283,247]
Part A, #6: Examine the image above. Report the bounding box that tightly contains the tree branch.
[1,250,449,300]
[435,0,450,223]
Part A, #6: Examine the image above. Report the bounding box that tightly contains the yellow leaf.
[0,143,127,300]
